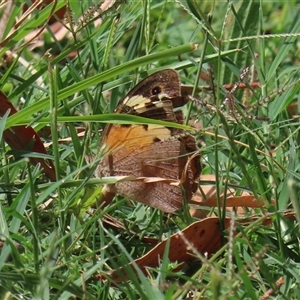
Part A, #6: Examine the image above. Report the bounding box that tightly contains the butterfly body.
[97,69,201,213]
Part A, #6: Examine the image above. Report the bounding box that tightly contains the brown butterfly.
[96,69,201,213]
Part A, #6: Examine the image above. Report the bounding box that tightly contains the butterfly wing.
[97,69,201,212]
[117,69,187,114]
[99,131,198,212]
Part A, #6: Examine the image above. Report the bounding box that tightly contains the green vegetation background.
[0,1,299,299]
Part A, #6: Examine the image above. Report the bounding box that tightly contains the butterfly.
[96,69,201,213]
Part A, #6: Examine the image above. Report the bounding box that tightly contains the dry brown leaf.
[190,174,273,218]
[97,212,296,282]
[287,102,299,119]
[191,174,249,205]
[0,91,56,181]
[96,217,231,282]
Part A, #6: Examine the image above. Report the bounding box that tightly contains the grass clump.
[0,1,300,299]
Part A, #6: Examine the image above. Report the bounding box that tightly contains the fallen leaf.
[97,217,231,282]
[0,91,56,181]
[287,102,299,119]
[189,174,272,218]
[97,211,296,282]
